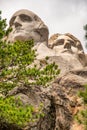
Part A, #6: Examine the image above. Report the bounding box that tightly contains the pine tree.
[84,24,87,48]
[0,11,60,129]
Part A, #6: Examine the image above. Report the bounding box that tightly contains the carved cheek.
[53,45,65,51]
[22,22,36,31]
[71,46,78,53]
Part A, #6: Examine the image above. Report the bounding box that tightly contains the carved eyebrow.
[52,39,64,48]
[19,14,32,22]
[9,14,32,25]
[67,39,76,47]
[56,39,64,45]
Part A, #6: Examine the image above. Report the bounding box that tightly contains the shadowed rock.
[1,9,87,130]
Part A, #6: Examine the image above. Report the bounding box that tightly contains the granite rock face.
[1,68,87,130]
[1,9,87,130]
[7,9,49,45]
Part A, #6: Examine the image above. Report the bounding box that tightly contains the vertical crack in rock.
[37,95,56,130]
[50,84,73,130]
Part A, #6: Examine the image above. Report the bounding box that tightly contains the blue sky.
[0,0,87,52]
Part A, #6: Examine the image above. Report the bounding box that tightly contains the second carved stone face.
[48,34,84,55]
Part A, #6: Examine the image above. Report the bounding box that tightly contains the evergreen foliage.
[74,24,87,129]
[0,39,60,95]
[84,24,87,48]
[0,11,12,39]
[84,25,87,40]
[0,11,7,39]
[0,40,35,94]
[76,85,87,130]
[0,96,44,127]
[0,11,60,128]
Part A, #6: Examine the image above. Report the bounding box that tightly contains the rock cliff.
[0,9,87,130]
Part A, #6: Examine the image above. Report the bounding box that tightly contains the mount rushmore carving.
[6,9,87,72]
[2,9,87,130]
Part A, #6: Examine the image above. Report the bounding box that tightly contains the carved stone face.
[7,9,49,43]
[48,34,84,55]
[48,33,87,66]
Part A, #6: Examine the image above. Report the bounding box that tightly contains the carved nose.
[64,41,71,49]
[14,22,22,27]
[14,16,22,27]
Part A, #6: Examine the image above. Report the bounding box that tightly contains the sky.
[0,0,87,52]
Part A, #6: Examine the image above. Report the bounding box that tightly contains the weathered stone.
[7,9,49,45]
[49,67,87,130]
[1,9,87,130]
[48,33,87,67]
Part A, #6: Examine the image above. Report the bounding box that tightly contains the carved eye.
[57,39,64,45]
[10,16,16,26]
[19,14,32,22]
[52,39,64,48]
[67,39,75,47]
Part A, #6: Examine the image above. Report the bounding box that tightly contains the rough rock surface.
[1,9,87,130]
[7,9,49,45]
[2,63,87,130]
[50,67,87,130]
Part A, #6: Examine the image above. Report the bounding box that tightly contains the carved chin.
[14,34,32,41]
[14,35,27,41]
